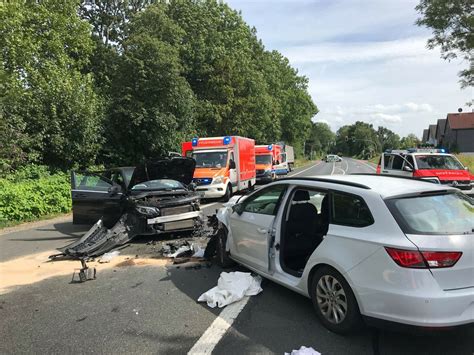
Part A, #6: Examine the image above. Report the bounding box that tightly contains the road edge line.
[289,161,322,177]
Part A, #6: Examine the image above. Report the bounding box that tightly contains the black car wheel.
[222,184,232,202]
[216,227,236,268]
[310,266,362,334]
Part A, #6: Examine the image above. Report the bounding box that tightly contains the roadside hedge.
[0,165,71,224]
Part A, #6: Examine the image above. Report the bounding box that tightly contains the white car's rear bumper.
[348,248,474,327]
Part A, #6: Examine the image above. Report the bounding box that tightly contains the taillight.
[421,251,462,268]
[376,165,381,174]
[385,247,462,269]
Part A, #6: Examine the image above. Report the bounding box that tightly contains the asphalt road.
[1,158,472,355]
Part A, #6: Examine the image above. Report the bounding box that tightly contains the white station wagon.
[214,175,474,333]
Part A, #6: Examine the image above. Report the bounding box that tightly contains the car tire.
[222,184,232,202]
[310,266,362,334]
[216,227,236,268]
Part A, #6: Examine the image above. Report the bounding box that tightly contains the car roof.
[301,174,454,198]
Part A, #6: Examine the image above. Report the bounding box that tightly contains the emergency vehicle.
[255,144,280,183]
[376,148,473,193]
[182,136,256,201]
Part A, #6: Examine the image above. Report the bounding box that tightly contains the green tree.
[0,0,103,170]
[102,4,196,165]
[416,0,473,88]
[376,126,401,151]
[335,122,380,158]
[306,122,336,157]
[400,133,421,149]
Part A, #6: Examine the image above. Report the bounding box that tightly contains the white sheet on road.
[285,346,321,355]
[198,271,262,308]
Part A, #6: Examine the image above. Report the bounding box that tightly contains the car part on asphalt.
[284,346,321,355]
[71,259,96,283]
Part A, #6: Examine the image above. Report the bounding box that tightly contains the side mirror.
[403,166,413,172]
[188,182,197,191]
[232,203,244,215]
[464,167,469,171]
[108,184,122,195]
[229,160,236,169]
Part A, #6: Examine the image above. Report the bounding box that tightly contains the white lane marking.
[343,158,349,174]
[188,298,250,355]
[358,160,377,171]
[288,161,322,177]
[330,161,336,175]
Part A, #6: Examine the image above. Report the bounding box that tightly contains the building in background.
[422,112,474,152]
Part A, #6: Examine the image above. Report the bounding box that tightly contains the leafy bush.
[0,166,71,224]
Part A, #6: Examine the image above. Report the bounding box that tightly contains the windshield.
[256,154,272,165]
[192,151,228,168]
[415,155,464,170]
[130,179,185,191]
[387,193,473,235]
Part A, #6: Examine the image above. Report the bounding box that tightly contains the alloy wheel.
[316,275,348,324]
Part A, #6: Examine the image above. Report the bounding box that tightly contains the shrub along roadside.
[0,166,71,227]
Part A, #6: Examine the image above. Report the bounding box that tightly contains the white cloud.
[284,37,431,65]
[370,113,402,124]
[226,0,471,137]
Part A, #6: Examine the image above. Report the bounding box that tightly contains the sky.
[225,0,473,138]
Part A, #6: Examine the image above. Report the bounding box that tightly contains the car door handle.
[257,228,267,234]
[74,193,87,198]
[382,170,388,173]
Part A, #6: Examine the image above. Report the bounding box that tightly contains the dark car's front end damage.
[55,157,203,260]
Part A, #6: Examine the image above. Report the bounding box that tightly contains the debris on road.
[285,346,321,355]
[198,271,262,308]
[71,259,96,283]
[98,250,120,263]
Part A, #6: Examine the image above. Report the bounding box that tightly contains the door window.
[242,184,287,216]
[76,173,113,192]
[383,154,391,168]
[332,192,374,227]
[391,155,404,170]
[404,155,415,168]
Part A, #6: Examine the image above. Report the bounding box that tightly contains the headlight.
[212,176,224,184]
[136,206,160,216]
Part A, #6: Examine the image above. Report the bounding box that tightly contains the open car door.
[228,184,287,273]
[71,171,123,225]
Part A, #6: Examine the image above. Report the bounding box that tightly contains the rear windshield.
[386,193,473,235]
[415,155,464,170]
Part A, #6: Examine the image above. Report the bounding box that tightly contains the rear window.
[415,155,464,170]
[386,193,473,235]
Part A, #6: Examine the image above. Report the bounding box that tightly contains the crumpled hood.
[414,169,471,181]
[129,157,196,188]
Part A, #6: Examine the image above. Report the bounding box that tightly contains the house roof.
[447,112,474,130]
[428,124,437,139]
[435,118,446,138]
[422,129,429,142]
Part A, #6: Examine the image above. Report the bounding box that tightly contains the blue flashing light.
[223,136,231,145]
[440,148,446,153]
[203,179,210,183]
[407,148,416,153]
[267,144,273,151]
[191,137,199,146]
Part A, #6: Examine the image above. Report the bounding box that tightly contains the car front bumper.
[196,182,227,198]
[146,211,203,233]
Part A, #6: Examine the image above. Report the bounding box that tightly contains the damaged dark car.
[58,157,203,258]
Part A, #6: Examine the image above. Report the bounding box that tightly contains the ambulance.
[376,148,473,195]
[182,136,256,201]
[255,144,280,183]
